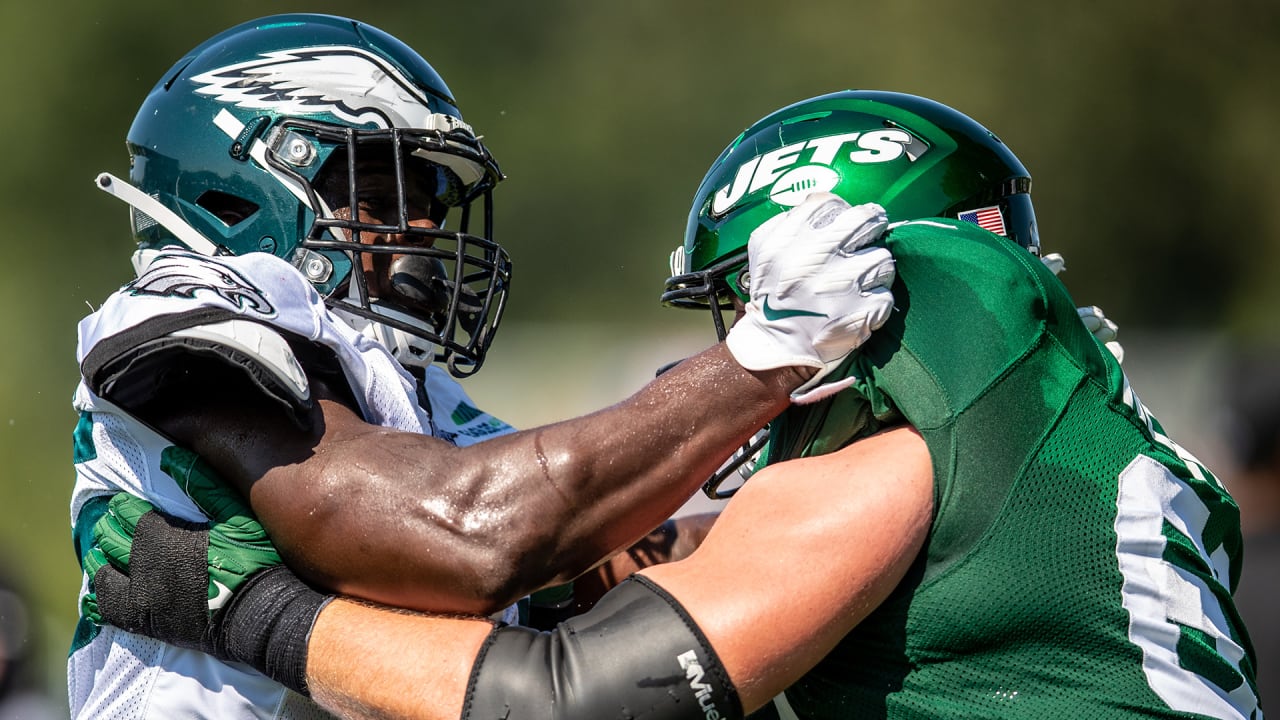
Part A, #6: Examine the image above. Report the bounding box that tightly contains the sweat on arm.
[83,311,806,615]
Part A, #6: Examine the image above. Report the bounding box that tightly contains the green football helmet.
[664,89,1038,340]
[100,13,508,377]
[663,90,1039,495]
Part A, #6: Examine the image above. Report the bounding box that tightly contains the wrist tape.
[218,566,332,697]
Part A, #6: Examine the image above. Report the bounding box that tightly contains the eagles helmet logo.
[128,252,275,316]
[190,46,470,132]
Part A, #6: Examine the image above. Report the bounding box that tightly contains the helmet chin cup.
[385,255,486,336]
[388,255,451,323]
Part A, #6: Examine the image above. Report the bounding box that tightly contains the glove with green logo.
[726,193,895,403]
[79,446,329,695]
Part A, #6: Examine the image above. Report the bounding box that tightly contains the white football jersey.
[68,249,516,719]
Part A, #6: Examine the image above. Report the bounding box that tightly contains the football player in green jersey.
[657,91,1260,719]
[80,91,1261,720]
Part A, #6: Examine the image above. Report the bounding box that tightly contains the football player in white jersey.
[69,14,898,719]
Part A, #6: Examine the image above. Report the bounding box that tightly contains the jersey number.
[1115,454,1259,719]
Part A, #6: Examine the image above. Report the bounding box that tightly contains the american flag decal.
[958,206,1006,236]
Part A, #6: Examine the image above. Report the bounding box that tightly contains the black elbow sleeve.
[464,575,741,720]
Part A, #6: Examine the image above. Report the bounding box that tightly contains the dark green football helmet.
[102,13,508,377]
[663,90,1039,495]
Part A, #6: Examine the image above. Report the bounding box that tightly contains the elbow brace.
[465,575,741,720]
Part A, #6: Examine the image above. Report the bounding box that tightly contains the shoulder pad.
[170,319,310,405]
[84,317,313,426]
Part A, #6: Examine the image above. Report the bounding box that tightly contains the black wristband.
[216,566,332,697]
[465,575,741,720]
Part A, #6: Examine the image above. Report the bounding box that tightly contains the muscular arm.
[301,425,934,720]
[642,425,932,708]
[139,343,804,615]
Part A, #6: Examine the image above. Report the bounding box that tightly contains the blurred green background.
[2,0,1277,711]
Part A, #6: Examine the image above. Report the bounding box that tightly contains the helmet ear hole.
[195,191,260,227]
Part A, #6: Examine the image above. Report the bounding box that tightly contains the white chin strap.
[94,172,223,276]
[330,302,438,369]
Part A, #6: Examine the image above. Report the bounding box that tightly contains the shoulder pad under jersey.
[171,319,309,404]
[79,249,342,427]
[82,316,314,427]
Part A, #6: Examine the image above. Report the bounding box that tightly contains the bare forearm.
[297,346,790,612]
[155,343,804,615]
[307,599,491,720]
[485,346,798,591]
[310,345,797,606]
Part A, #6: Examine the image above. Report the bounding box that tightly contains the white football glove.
[1041,252,1125,364]
[726,193,895,403]
[1077,305,1123,364]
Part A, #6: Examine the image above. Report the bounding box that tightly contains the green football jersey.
[760,219,1260,719]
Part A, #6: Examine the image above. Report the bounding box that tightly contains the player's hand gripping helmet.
[663,90,1040,496]
[97,13,508,377]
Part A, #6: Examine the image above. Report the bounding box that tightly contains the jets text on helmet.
[711,129,920,216]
